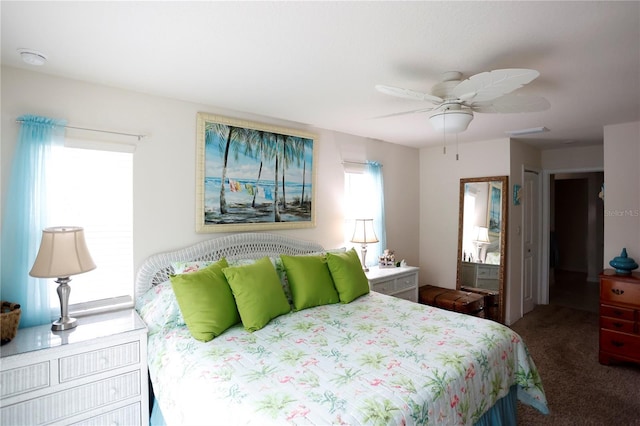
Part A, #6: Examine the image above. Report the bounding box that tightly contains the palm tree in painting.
[205,122,249,215]
[272,133,285,222]
[295,137,312,208]
[279,134,301,210]
[243,130,268,208]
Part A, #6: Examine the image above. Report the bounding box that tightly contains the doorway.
[547,171,603,313]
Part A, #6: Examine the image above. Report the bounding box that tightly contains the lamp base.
[52,316,77,331]
[360,244,369,272]
[52,277,78,331]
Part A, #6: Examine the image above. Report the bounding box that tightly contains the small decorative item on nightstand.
[609,248,638,275]
[379,249,396,268]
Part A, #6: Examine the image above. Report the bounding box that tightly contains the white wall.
[1,66,420,276]
[603,121,640,265]
[419,138,510,289]
[541,145,604,170]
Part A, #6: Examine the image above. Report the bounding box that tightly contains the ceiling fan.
[375,69,550,133]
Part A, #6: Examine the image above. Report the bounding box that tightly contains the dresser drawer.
[395,273,417,292]
[600,278,640,306]
[59,341,140,382]
[1,370,141,425]
[600,304,635,321]
[476,265,499,279]
[0,361,50,399]
[371,279,395,294]
[600,316,635,334]
[600,329,640,356]
[71,402,141,426]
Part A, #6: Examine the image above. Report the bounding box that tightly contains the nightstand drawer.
[395,274,417,292]
[0,361,50,399]
[371,279,395,294]
[71,402,141,426]
[600,329,640,356]
[600,278,640,306]
[600,304,635,321]
[600,316,635,334]
[60,341,140,382]
[1,370,141,425]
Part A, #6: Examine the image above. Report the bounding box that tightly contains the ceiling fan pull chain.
[456,133,459,161]
[442,110,447,155]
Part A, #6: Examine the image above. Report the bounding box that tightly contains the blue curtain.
[366,161,386,266]
[1,115,66,328]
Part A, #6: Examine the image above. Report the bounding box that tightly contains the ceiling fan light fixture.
[429,109,474,133]
[17,48,47,66]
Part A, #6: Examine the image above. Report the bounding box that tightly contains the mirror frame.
[456,175,508,324]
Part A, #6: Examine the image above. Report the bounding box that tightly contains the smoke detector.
[17,48,47,66]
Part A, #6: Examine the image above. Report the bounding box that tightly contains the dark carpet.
[511,304,640,425]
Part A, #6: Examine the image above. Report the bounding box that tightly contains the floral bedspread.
[141,291,548,425]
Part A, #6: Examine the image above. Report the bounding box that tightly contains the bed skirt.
[149,384,518,426]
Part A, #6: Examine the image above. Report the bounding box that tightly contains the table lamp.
[29,226,96,331]
[474,226,491,263]
[350,219,379,272]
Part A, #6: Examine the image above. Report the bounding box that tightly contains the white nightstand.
[366,265,420,302]
[0,309,149,426]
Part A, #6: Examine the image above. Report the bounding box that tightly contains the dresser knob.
[611,288,624,295]
[611,340,624,347]
[613,322,624,328]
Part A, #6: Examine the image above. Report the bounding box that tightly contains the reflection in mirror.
[456,176,508,323]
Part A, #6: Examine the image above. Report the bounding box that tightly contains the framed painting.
[196,113,316,232]
[487,181,502,234]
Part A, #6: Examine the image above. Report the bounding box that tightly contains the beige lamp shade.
[350,219,379,244]
[30,227,96,278]
[474,226,491,244]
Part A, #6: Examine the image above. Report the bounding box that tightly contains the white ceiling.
[2,1,639,149]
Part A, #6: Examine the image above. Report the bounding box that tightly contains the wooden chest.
[419,285,485,317]
[461,286,500,321]
[598,269,640,366]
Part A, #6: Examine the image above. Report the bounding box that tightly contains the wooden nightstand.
[0,309,149,425]
[598,269,640,366]
[366,265,419,302]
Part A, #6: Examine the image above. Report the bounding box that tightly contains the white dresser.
[366,266,419,302]
[460,262,500,291]
[0,309,149,426]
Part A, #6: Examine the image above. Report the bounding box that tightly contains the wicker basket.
[1,301,21,345]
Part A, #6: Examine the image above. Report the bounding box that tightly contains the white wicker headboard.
[135,232,325,299]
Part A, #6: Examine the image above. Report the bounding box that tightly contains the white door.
[523,170,539,314]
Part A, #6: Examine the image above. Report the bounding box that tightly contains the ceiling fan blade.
[470,94,550,113]
[452,69,540,103]
[375,84,444,104]
[373,107,436,119]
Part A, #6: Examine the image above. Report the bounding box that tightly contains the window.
[343,162,386,267]
[48,140,134,314]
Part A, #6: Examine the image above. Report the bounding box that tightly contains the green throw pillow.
[280,254,340,311]
[170,258,240,342]
[326,248,370,303]
[223,256,291,331]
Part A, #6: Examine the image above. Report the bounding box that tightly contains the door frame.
[540,166,604,304]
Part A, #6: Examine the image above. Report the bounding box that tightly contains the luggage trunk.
[419,285,485,318]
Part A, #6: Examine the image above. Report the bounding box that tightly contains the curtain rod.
[15,119,146,141]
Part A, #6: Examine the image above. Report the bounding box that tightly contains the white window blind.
[48,141,133,313]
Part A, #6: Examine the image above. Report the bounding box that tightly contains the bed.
[135,233,548,425]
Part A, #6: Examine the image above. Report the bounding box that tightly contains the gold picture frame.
[196,113,316,233]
